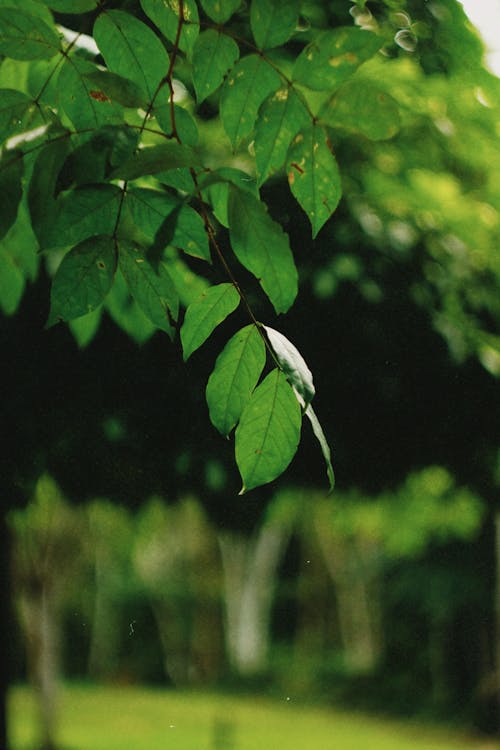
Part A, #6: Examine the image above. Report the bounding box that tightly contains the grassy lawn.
[8,684,500,750]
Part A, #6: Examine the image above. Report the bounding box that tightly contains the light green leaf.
[235,368,301,493]
[93,10,170,101]
[263,326,315,409]
[164,246,210,307]
[292,27,382,92]
[83,70,149,109]
[181,282,240,361]
[206,324,266,437]
[0,8,61,60]
[41,0,97,11]
[199,0,240,23]
[305,405,335,491]
[69,306,103,348]
[220,55,281,147]
[154,103,199,145]
[0,248,24,315]
[44,184,123,250]
[1,201,39,283]
[47,235,117,326]
[0,89,42,146]
[286,123,341,238]
[200,167,257,227]
[250,0,299,50]
[228,186,297,314]
[118,240,178,338]
[110,143,201,180]
[192,29,239,103]
[320,79,400,141]
[140,0,199,55]
[58,56,124,130]
[254,86,309,185]
[0,149,23,242]
[105,269,156,343]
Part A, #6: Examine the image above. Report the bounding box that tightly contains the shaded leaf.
[286,123,341,238]
[320,79,400,141]
[200,167,257,227]
[254,86,309,185]
[104,268,156,344]
[118,240,178,338]
[93,10,170,101]
[140,0,199,55]
[41,0,97,11]
[220,54,281,147]
[263,326,315,409]
[69,306,103,348]
[250,0,299,50]
[292,27,382,92]
[164,246,210,307]
[58,56,124,130]
[154,103,199,145]
[0,89,43,146]
[0,8,61,60]
[110,142,201,180]
[0,149,23,242]
[47,235,117,325]
[305,404,335,491]
[28,134,71,247]
[181,282,240,361]
[0,248,24,315]
[192,29,239,103]
[206,324,266,437]
[199,0,240,24]
[235,368,301,493]
[228,186,297,314]
[83,70,149,109]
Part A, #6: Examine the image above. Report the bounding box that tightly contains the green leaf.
[0,247,24,315]
[28,135,71,247]
[44,184,123,250]
[254,86,309,186]
[0,201,39,284]
[0,89,42,146]
[154,103,199,145]
[292,27,382,92]
[192,29,239,104]
[305,404,335,491]
[110,143,201,180]
[220,55,281,147]
[104,269,156,344]
[0,149,23,242]
[199,0,240,23]
[47,235,117,326]
[58,56,124,130]
[181,282,240,361]
[263,326,315,409]
[235,368,301,493]
[164,246,210,307]
[83,70,149,109]
[69,306,103,348]
[93,10,170,101]
[320,79,400,141]
[250,0,299,50]
[41,0,97,11]
[286,123,341,238]
[0,8,61,60]
[118,240,178,338]
[206,324,266,437]
[200,167,257,227]
[228,186,298,314]
[140,0,199,55]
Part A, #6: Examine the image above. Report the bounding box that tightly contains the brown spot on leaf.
[90,90,111,103]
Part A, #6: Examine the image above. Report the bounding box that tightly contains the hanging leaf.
[47,235,117,326]
[28,135,72,247]
[110,143,201,180]
[254,86,309,185]
[0,8,61,60]
[181,283,240,361]
[320,79,400,141]
[292,27,382,92]
[0,89,43,146]
[118,241,178,338]
[154,103,199,145]
[0,149,23,242]
[305,405,335,491]
[199,0,240,24]
[228,186,297,314]
[83,70,149,109]
[235,368,301,493]
[250,0,299,50]
[93,10,170,101]
[58,56,124,130]
[69,306,103,348]
[263,326,315,409]
[104,269,156,344]
[164,247,210,307]
[192,29,240,104]
[140,0,199,55]
[0,248,25,315]
[220,55,281,147]
[206,324,266,437]
[200,167,257,227]
[286,123,341,238]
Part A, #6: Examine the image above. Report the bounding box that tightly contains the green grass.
[8,684,499,750]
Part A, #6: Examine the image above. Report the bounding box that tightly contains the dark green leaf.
[0,247,24,315]
[69,307,103,348]
[181,282,240,361]
[1,201,39,283]
[192,29,239,104]
[0,89,42,146]
[292,27,382,92]
[154,103,199,145]
[47,235,117,325]
[220,55,281,147]
[0,149,23,242]
[118,240,178,337]
[83,70,149,109]
[41,0,97,11]
[305,404,335,491]
[263,326,315,409]
[250,0,299,50]
[206,324,266,437]
[199,0,240,23]
[0,8,61,60]
[286,123,341,238]
[320,79,400,141]
[140,0,199,55]
[200,167,257,227]
[154,204,210,262]
[93,10,170,101]
[110,142,201,180]
[228,186,297,314]
[105,268,156,343]
[164,246,210,307]
[28,135,72,247]
[254,86,309,185]
[58,56,124,130]
[235,368,301,493]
